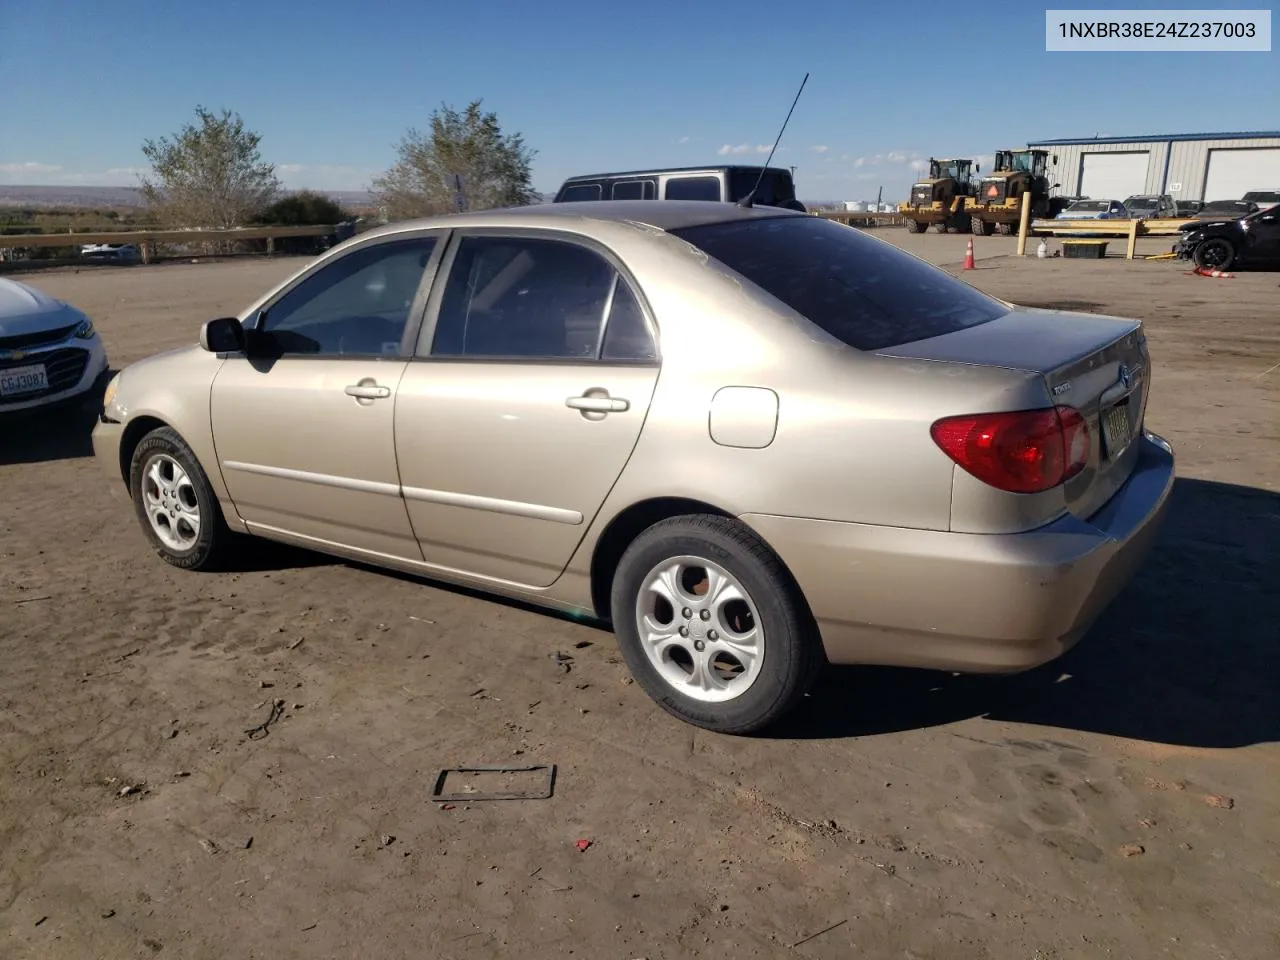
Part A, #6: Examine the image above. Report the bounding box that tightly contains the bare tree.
[139,106,281,230]
[372,100,539,220]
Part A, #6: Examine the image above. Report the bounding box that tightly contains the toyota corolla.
[92,201,1174,733]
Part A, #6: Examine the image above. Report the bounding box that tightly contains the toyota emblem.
[1118,364,1131,389]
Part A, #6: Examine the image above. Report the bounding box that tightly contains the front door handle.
[566,395,629,413]
[345,384,391,400]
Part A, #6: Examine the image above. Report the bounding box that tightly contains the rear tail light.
[930,406,1089,494]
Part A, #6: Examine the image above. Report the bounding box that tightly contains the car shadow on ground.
[771,477,1279,749]
[0,386,105,466]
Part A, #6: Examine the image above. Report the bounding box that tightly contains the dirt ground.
[2,235,1278,960]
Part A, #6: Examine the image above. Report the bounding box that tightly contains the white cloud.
[0,161,63,176]
[910,159,929,172]
[841,154,850,161]
[716,142,776,156]
[278,163,307,174]
[854,156,866,168]
[856,172,878,181]
[811,145,829,154]
[0,162,149,186]
[675,136,691,144]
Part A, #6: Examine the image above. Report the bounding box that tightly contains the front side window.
[430,236,621,360]
[670,216,1007,351]
[664,176,721,202]
[258,237,437,356]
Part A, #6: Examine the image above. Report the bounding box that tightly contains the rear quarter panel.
[556,221,1049,598]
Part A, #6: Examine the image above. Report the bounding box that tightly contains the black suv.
[553,165,806,211]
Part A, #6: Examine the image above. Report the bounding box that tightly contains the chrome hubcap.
[141,454,200,551]
[635,556,764,702]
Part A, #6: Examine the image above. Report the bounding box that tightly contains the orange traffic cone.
[963,238,975,270]
[1185,266,1236,279]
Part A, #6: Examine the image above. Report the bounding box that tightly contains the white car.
[0,278,109,414]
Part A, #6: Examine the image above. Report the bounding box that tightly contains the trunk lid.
[876,307,1150,521]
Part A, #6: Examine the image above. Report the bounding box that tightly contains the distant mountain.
[0,185,375,210]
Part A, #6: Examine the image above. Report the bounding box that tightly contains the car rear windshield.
[669,215,1007,351]
[1069,200,1110,212]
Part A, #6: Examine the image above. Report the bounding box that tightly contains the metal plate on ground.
[430,764,557,802]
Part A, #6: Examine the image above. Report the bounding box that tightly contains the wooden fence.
[0,225,337,263]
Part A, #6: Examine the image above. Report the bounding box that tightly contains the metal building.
[1025,132,1280,204]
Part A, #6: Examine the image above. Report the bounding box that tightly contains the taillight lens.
[930,406,1089,494]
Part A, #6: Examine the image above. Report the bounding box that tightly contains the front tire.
[610,515,822,734]
[905,219,925,234]
[970,216,993,236]
[129,426,236,571]
[1193,238,1235,271]
[932,221,949,234]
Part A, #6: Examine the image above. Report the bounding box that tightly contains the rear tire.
[996,221,1014,236]
[128,426,238,571]
[970,216,993,236]
[905,219,925,234]
[1193,238,1235,271]
[932,221,949,234]
[610,515,823,734]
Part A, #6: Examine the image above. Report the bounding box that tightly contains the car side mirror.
[200,317,246,353]
[1052,182,1061,190]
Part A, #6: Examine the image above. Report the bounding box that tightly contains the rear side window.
[612,179,656,200]
[664,176,721,201]
[670,216,1007,351]
[728,170,795,206]
[558,183,602,202]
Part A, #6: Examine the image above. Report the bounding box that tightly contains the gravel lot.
[2,232,1278,960]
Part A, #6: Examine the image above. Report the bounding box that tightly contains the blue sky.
[1,0,1276,200]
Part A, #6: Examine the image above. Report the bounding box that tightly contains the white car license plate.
[0,363,49,397]
[1101,400,1132,459]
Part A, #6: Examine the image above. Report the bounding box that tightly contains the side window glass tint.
[259,237,436,356]
[431,236,615,360]
[601,279,656,362]
[559,184,601,202]
[612,180,644,200]
[664,176,721,201]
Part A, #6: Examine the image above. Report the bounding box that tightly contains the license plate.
[1101,400,1133,459]
[0,363,48,397]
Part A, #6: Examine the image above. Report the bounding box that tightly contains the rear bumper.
[742,431,1175,673]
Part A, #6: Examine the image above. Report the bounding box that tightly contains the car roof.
[356,200,807,240]
[559,165,792,183]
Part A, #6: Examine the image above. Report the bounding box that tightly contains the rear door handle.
[345,384,391,399]
[566,395,629,413]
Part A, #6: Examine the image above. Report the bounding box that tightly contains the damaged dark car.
[1175,202,1280,271]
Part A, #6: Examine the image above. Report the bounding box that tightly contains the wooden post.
[267,236,275,256]
[1127,219,1140,260]
[140,241,152,265]
[1016,191,1033,256]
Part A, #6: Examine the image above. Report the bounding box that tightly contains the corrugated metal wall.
[1165,137,1280,200]
[1038,142,1165,197]
[1033,137,1280,201]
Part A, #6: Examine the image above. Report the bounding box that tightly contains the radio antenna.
[738,72,809,208]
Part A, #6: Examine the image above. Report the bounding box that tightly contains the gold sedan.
[93,201,1174,733]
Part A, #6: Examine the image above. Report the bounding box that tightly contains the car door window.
[601,277,656,361]
[430,236,619,359]
[664,176,721,201]
[259,237,437,356]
